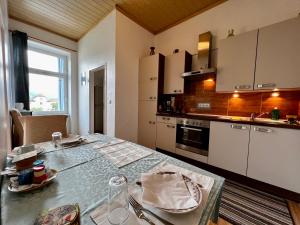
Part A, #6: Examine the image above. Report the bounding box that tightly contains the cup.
[107,175,129,225]
[52,132,62,149]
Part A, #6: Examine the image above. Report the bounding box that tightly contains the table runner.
[1,134,224,225]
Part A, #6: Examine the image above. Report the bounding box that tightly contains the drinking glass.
[107,175,129,225]
[52,132,63,149]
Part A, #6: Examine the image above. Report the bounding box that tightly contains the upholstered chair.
[10,109,68,147]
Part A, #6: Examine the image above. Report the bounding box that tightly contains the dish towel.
[94,142,153,168]
[90,162,214,225]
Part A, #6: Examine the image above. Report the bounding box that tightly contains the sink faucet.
[250,112,270,121]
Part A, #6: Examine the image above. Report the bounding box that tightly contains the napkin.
[141,172,198,210]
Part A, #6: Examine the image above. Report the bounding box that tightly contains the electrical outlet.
[197,102,211,109]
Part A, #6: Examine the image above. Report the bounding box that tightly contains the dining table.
[1,134,224,225]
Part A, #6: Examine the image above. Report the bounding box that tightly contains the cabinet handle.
[149,121,152,124]
[257,83,276,89]
[235,85,251,90]
[149,96,153,100]
[174,90,177,93]
[178,89,182,93]
[231,124,248,130]
[162,117,170,120]
[152,121,155,125]
[254,127,273,133]
[166,125,175,128]
[150,77,157,81]
[153,96,156,100]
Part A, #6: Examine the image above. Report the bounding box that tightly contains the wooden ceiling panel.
[8,0,226,41]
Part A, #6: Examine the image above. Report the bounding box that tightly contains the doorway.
[89,65,106,134]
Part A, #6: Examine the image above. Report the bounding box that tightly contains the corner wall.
[154,0,300,55]
[78,10,116,136]
[115,10,154,142]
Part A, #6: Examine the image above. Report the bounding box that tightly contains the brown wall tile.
[181,78,300,119]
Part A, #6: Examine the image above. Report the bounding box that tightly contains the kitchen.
[138,16,300,203]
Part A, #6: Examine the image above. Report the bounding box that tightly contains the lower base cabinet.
[156,120,176,153]
[208,121,250,175]
[247,126,300,193]
[138,101,157,149]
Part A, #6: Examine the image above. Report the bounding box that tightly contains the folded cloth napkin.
[141,172,198,210]
[60,135,82,146]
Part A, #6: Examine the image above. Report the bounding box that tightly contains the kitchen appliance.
[176,118,210,159]
[182,31,216,78]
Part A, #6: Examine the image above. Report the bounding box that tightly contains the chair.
[10,109,68,147]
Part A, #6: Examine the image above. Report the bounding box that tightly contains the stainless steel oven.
[176,118,210,157]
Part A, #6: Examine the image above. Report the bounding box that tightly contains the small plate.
[149,172,202,214]
[8,169,58,193]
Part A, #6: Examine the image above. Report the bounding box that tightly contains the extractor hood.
[182,31,216,78]
[182,68,216,77]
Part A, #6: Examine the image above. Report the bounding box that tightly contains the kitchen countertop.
[156,112,300,130]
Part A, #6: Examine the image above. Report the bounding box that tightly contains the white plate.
[147,172,202,214]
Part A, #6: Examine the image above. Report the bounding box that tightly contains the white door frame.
[89,64,107,134]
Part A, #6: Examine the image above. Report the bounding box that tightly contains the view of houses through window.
[28,44,67,113]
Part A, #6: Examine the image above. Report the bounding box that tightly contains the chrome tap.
[250,112,270,121]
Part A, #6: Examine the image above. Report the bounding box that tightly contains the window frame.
[28,45,68,115]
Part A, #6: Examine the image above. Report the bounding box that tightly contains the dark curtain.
[12,31,29,110]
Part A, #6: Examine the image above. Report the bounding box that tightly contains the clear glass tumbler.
[107,175,129,225]
[52,132,62,149]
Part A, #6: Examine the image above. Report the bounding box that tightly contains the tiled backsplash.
[176,76,300,119]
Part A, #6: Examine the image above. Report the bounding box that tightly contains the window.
[28,44,68,113]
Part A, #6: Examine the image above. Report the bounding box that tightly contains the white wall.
[115,11,154,142]
[154,0,300,56]
[78,10,116,136]
[9,19,79,133]
[0,0,11,165]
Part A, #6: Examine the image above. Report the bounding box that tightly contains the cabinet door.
[248,126,300,193]
[255,17,300,90]
[138,101,157,149]
[208,121,250,175]
[164,52,186,94]
[139,54,159,101]
[139,54,159,83]
[216,30,258,92]
[156,122,176,153]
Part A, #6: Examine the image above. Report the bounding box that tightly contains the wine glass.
[107,175,129,225]
[52,132,62,149]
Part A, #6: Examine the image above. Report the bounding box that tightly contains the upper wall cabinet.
[139,54,164,100]
[216,30,258,92]
[255,17,300,90]
[164,51,192,94]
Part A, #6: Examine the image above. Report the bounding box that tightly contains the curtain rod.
[9,29,78,53]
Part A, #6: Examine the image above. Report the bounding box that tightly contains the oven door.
[176,124,209,156]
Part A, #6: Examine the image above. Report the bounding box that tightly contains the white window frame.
[28,44,68,115]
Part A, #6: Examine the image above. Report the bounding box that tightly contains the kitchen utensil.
[129,195,174,225]
[131,205,155,225]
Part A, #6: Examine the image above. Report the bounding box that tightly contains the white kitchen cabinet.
[138,54,164,149]
[216,30,258,92]
[139,54,163,101]
[164,51,191,94]
[255,17,300,90]
[208,121,250,175]
[156,120,176,153]
[248,126,300,193]
[138,101,157,149]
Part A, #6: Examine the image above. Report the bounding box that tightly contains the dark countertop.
[156,112,300,130]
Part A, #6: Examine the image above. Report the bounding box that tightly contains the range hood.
[182,31,216,78]
[182,68,216,78]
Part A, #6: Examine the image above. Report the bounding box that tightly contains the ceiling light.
[233,93,239,98]
[271,92,279,97]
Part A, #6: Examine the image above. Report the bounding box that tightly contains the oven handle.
[181,126,203,132]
